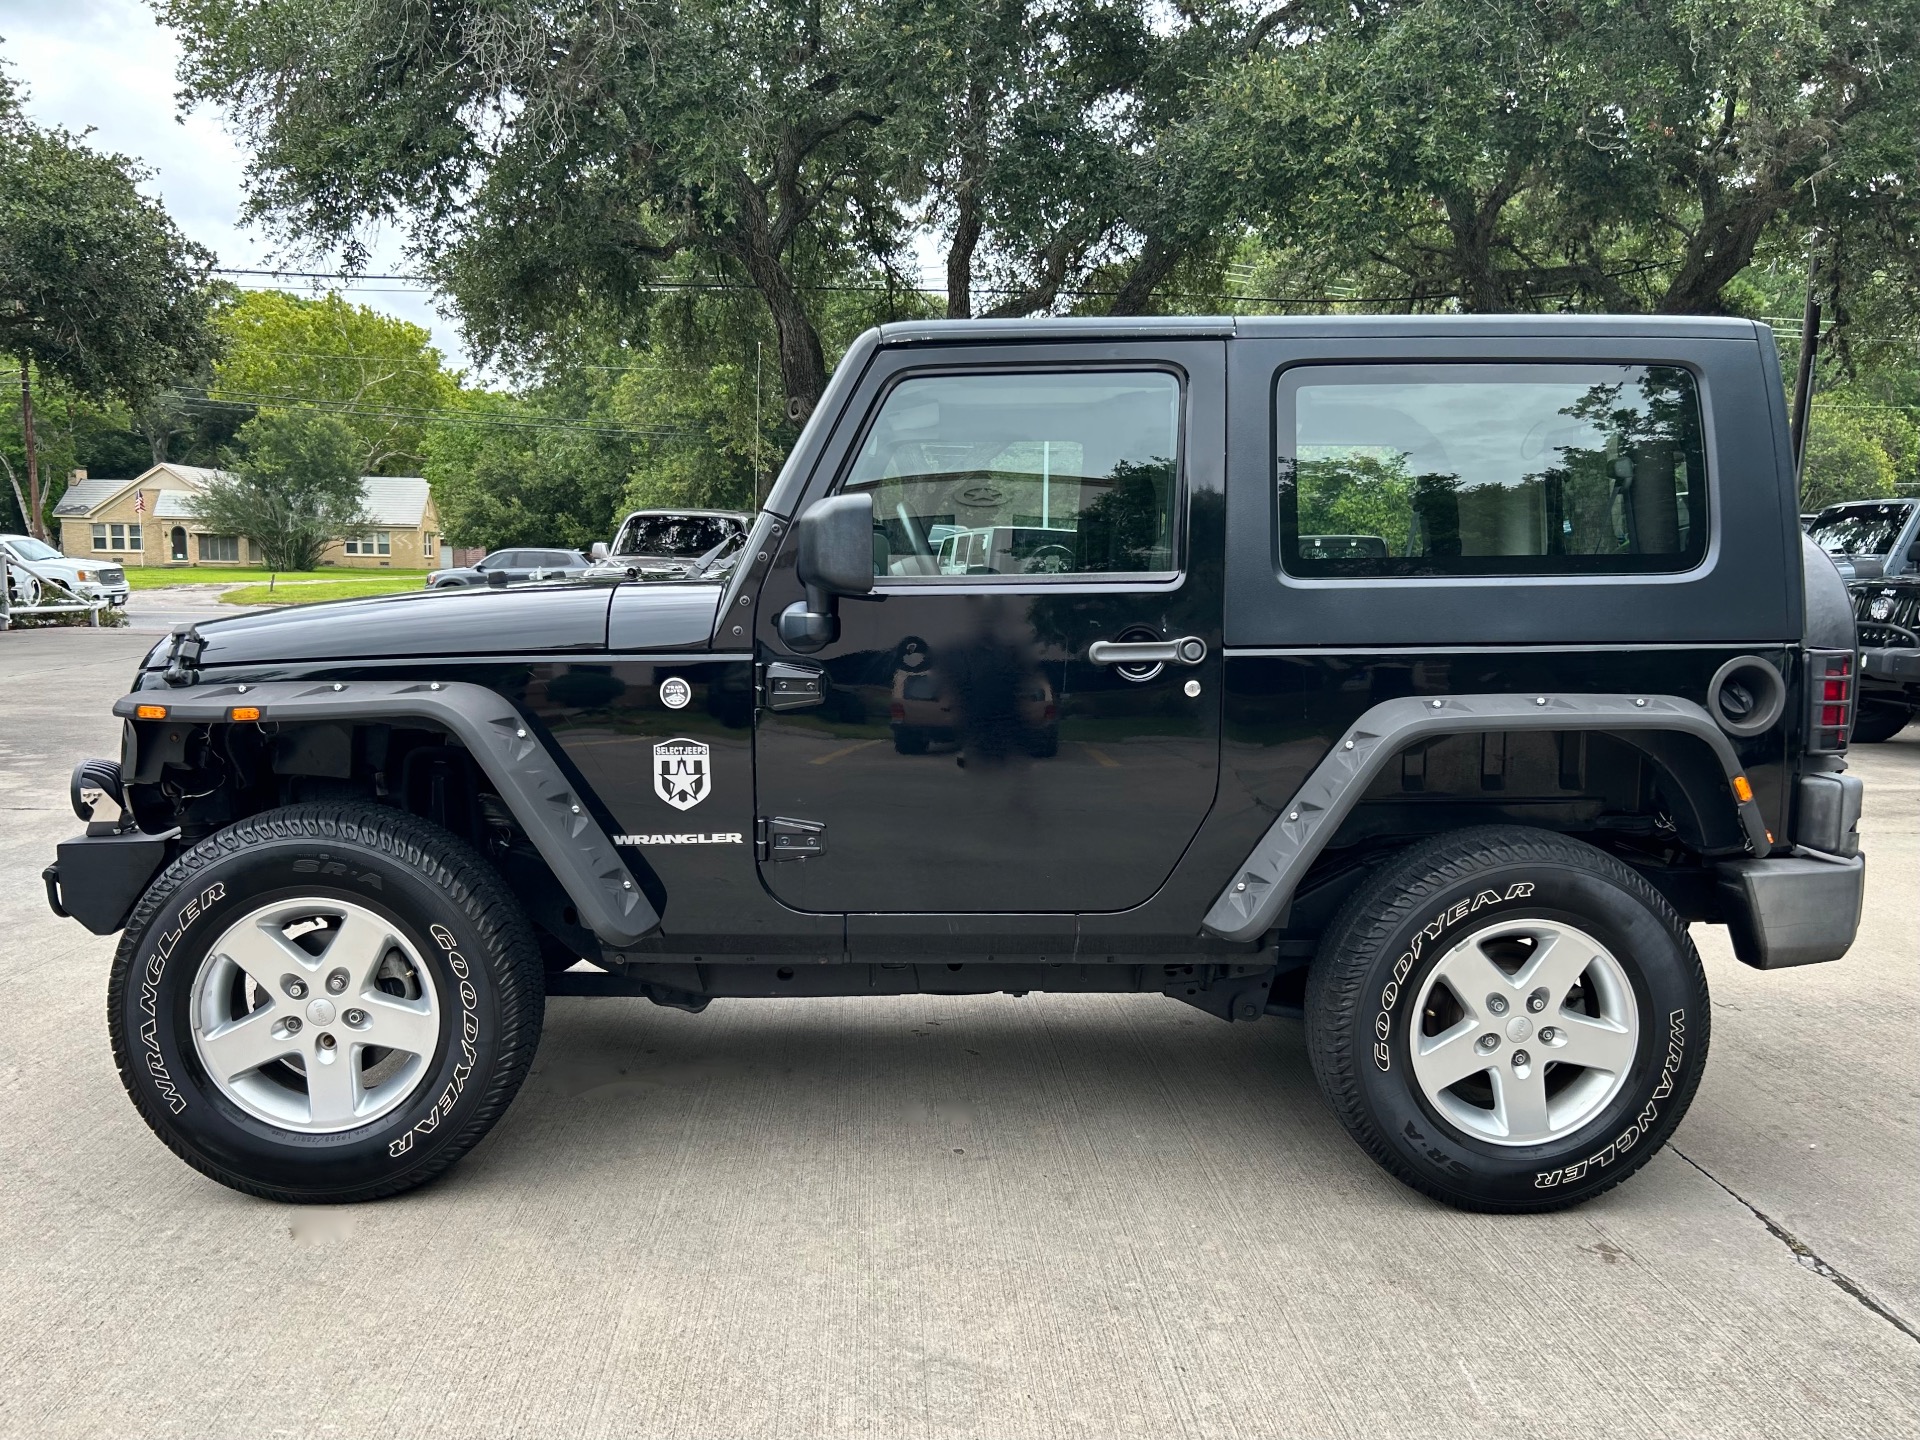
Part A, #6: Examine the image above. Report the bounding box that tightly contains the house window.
[198,534,240,563]
[423,532,436,558]
[344,531,392,556]
[92,524,108,551]
[94,523,142,551]
[127,523,142,552]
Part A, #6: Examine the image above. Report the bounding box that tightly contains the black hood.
[154,581,721,670]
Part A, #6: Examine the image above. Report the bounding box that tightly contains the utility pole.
[19,360,42,540]
[1789,258,1821,489]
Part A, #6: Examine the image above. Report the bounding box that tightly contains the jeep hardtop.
[46,315,1867,1212]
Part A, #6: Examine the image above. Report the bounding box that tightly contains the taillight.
[1807,649,1854,753]
[889,703,906,721]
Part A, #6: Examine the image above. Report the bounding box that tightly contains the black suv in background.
[46,316,1867,1215]
[1806,498,1920,741]
[426,547,592,588]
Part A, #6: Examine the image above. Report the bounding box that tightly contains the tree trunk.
[1107,237,1182,316]
[945,81,990,320]
[19,361,44,540]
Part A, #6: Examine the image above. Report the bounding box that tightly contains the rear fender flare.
[1202,692,1770,943]
[113,680,660,946]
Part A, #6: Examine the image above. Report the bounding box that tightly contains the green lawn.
[220,575,428,605]
[126,566,430,590]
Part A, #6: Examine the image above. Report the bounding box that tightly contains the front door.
[753,341,1226,917]
[170,526,187,562]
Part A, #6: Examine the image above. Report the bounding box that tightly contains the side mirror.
[591,542,610,562]
[779,493,875,651]
[486,568,509,588]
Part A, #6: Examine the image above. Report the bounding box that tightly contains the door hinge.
[761,660,825,710]
[758,815,825,861]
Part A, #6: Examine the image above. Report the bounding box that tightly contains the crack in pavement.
[1674,1147,1920,1345]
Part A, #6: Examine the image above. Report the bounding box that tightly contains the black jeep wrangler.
[1806,497,1920,742]
[46,316,1867,1213]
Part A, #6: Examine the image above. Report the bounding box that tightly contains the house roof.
[52,477,128,517]
[361,476,431,527]
[54,467,433,529]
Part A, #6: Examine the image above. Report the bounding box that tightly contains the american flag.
[134,490,145,515]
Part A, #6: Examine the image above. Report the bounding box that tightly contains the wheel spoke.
[219,922,317,992]
[1490,1065,1552,1140]
[1444,939,1518,1005]
[304,1048,362,1127]
[197,1009,298,1081]
[1552,1013,1638,1075]
[322,910,403,994]
[357,994,439,1059]
[1411,1016,1494,1092]
[1512,929,1596,1007]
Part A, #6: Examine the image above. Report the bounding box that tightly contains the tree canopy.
[210,290,459,473]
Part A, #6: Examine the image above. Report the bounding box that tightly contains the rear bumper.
[1716,853,1865,969]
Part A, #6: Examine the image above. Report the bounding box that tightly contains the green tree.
[1204,1,1920,318]
[0,64,218,535]
[190,409,371,570]
[210,290,458,474]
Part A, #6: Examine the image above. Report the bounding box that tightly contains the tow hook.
[42,865,68,919]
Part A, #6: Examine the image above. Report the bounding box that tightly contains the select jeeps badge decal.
[659,676,692,709]
[654,738,711,810]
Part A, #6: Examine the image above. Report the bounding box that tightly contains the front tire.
[1306,825,1708,1212]
[1850,701,1913,744]
[107,804,545,1203]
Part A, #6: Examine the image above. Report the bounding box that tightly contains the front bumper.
[1861,645,1920,685]
[1716,853,1866,969]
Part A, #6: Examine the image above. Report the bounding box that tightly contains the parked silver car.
[426,547,592,588]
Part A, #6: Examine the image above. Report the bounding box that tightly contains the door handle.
[1088,635,1207,667]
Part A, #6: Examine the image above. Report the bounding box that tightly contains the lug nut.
[317,1033,337,1052]
[1527,988,1549,1013]
[1477,1034,1500,1053]
[343,1009,367,1028]
[325,969,349,995]
[1539,1027,1559,1044]
[1486,994,1509,1016]
[283,976,307,999]
[1512,1049,1531,1068]
[278,1017,302,1036]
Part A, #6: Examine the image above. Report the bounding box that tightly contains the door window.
[1276,363,1708,577]
[841,370,1182,579]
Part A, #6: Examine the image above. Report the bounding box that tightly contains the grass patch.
[221,576,428,605]
[127,566,429,590]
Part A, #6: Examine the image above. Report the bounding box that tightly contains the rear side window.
[1276,363,1708,577]
[840,370,1182,578]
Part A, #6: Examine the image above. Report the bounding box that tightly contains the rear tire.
[107,803,545,1203]
[1850,701,1913,744]
[1305,825,1708,1212]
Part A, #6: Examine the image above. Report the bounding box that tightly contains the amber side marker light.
[229,706,262,723]
[134,704,168,720]
[1732,775,1754,803]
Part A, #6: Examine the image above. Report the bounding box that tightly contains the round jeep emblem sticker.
[659,677,692,710]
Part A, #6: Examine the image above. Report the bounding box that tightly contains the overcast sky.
[1,0,473,369]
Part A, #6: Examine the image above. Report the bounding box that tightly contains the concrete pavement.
[1,625,1915,1439]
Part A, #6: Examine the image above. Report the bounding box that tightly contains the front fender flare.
[1202,692,1770,943]
[112,679,660,947]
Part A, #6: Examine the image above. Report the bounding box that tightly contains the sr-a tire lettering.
[1372,882,1535,1073]
[388,922,481,1159]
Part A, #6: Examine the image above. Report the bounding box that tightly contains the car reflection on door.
[888,634,1060,760]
